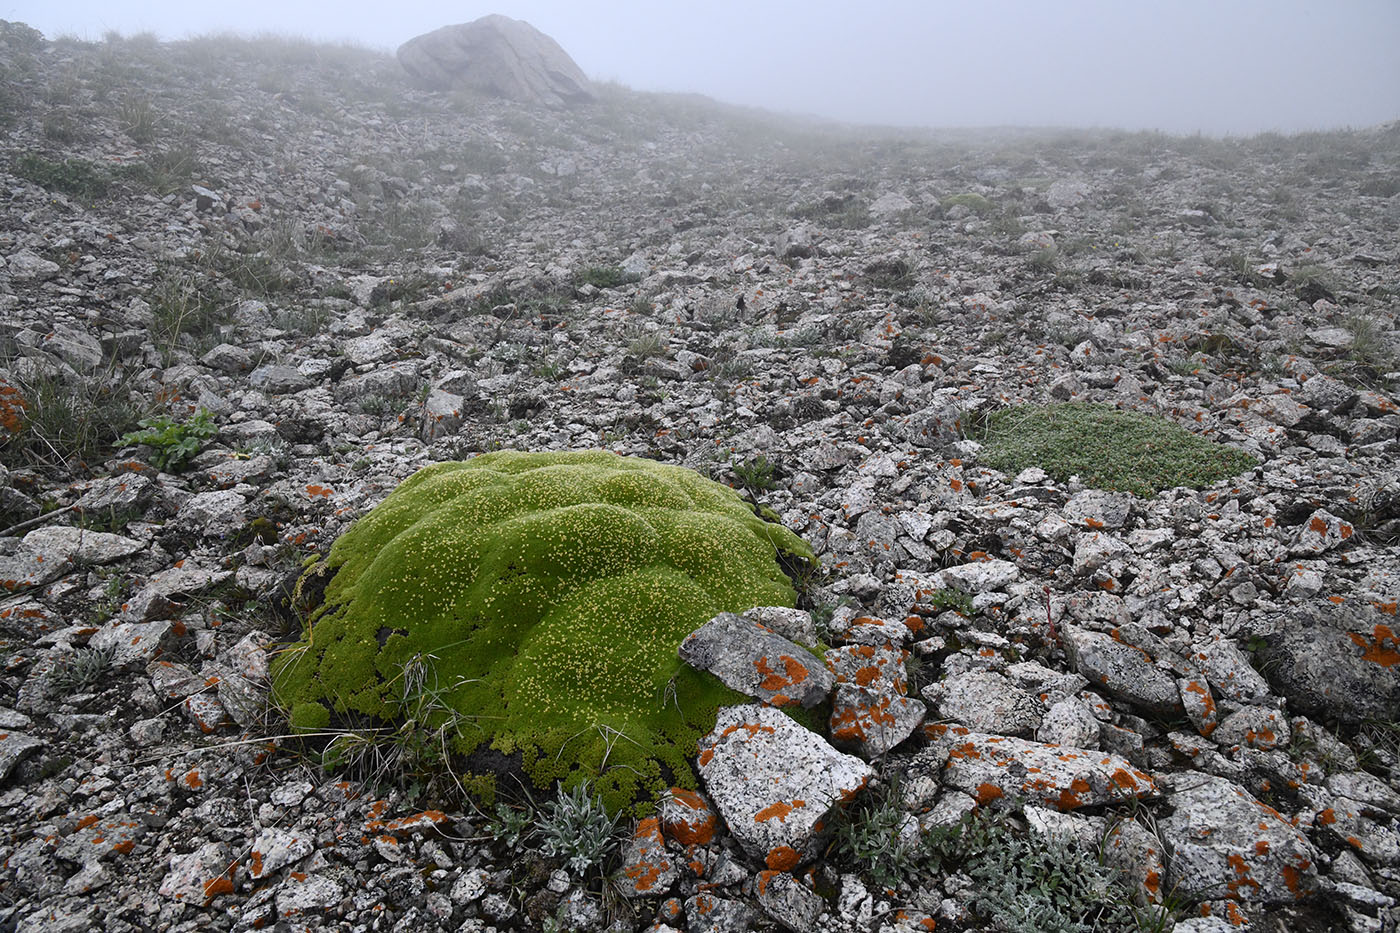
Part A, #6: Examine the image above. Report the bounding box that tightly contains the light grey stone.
[698,704,872,867]
[930,670,1041,737]
[1160,773,1319,905]
[680,613,832,709]
[397,15,593,105]
[1063,625,1182,715]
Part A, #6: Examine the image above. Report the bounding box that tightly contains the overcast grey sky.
[5,1,1398,134]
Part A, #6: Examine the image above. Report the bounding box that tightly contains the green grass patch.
[578,266,639,290]
[13,153,111,201]
[979,403,1256,498]
[944,192,996,215]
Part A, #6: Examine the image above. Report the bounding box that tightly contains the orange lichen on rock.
[974,783,1004,805]
[766,845,800,872]
[663,788,717,845]
[754,799,805,823]
[1347,625,1400,667]
[755,654,812,691]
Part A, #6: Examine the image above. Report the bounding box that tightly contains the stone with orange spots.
[0,525,143,591]
[756,869,825,931]
[618,816,678,898]
[1178,676,1220,738]
[1100,815,1169,905]
[1065,489,1132,531]
[158,841,234,903]
[834,613,913,647]
[926,725,1158,811]
[1213,706,1288,751]
[1062,625,1182,716]
[1291,508,1356,556]
[660,787,719,846]
[420,388,465,442]
[1252,607,1400,724]
[89,619,179,667]
[1308,791,1400,865]
[1189,635,1274,706]
[697,704,872,868]
[830,682,926,757]
[683,892,756,932]
[56,814,146,862]
[825,642,910,693]
[680,613,833,709]
[1159,773,1318,909]
[930,670,1041,738]
[248,827,313,879]
[182,692,228,734]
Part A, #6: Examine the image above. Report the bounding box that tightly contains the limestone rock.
[617,816,678,898]
[829,682,926,756]
[1160,773,1319,907]
[925,723,1157,810]
[680,613,832,709]
[697,704,872,869]
[930,670,1042,737]
[1254,605,1400,724]
[397,15,593,106]
[1063,625,1183,715]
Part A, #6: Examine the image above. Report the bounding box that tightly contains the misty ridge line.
[13,1,1400,136]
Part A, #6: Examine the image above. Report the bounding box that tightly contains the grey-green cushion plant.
[272,450,815,813]
[979,402,1256,497]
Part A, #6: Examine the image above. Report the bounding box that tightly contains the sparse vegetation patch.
[979,402,1257,497]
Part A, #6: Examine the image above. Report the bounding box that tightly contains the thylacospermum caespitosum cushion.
[271,449,815,813]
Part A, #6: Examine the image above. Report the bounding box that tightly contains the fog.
[5,0,1398,135]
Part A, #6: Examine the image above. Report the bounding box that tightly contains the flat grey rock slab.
[698,704,872,870]
[0,730,43,781]
[680,613,832,709]
[1159,773,1319,906]
[926,723,1157,811]
[1063,625,1182,715]
[0,527,142,590]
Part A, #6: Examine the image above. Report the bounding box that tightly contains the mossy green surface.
[272,450,814,812]
[979,402,1257,498]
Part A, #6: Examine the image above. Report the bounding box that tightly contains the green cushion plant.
[272,450,814,813]
[979,402,1257,498]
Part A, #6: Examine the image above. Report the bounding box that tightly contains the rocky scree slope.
[1,21,1400,933]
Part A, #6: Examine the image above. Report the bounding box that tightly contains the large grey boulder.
[396,15,593,106]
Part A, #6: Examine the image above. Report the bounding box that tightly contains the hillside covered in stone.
[1,19,1399,933]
